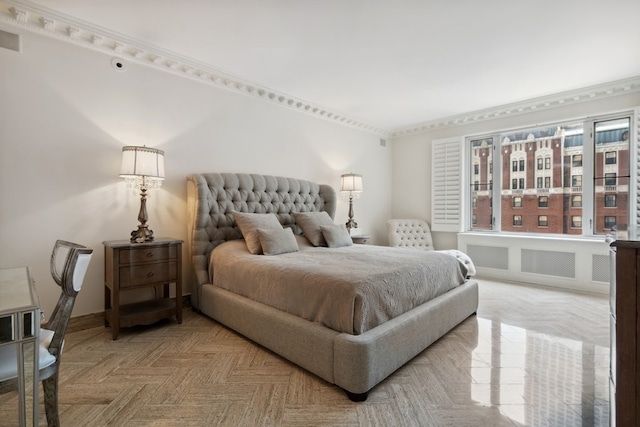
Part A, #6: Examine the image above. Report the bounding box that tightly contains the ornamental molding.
[1,0,639,139]
[392,76,640,137]
[0,0,391,137]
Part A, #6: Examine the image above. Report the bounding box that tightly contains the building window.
[474,181,479,191]
[538,196,548,208]
[571,195,582,207]
[472,197,477,208]
[472,214,477,224]
[605,194,616,207]
[474,164,479,174]
[513,215,522,226]
[572,216,582,228]
[605,173,617,186]
[466,115,630,236]
[605,216,616,229]
[572,175,582,188]
[513,197,522,208]
[572,154,582,167]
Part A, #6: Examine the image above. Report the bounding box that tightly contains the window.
[474,164,479,174]
[467,114,631,236]
[472,197,477,208]
[474,181,479,191]
[605,216,616,229]
[605,194,616,208]
[605,173,617,186]
[513,197,522,208]
[572,216,582,228]
[472,214,477,224]
[538,196,548,208]
[572,195,582,207]
[572,175,582,188]
[572,154,582,167]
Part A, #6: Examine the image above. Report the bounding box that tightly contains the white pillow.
[292,211,334,247]
[320,224,353,248]
[232,212,282,254]
[257,227,300,255]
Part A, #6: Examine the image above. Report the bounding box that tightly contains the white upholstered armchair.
[386,219,434,250]
[386,219,476,276]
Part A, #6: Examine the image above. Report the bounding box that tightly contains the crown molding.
[2,1,638,140]
[0,0,392,137]
[392,76,640,137]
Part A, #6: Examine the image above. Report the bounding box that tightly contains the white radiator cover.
[459,233,610,294]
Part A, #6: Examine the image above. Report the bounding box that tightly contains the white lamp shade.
[340,173,363,193]
[119,146,165,179]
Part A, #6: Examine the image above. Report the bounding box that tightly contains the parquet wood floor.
[0,279,610,426]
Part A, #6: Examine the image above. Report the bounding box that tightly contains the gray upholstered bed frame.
[186,173,478,401]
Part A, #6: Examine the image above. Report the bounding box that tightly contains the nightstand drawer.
[119,261,177,288]
[118,246,177,265]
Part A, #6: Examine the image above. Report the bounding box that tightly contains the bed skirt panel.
[333,280,478,393]
[201,284,338,384]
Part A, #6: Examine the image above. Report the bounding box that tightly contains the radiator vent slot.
[466,245,508,270]
[521,249,575,278]
[0,29,20,52]
[591,254,610,283]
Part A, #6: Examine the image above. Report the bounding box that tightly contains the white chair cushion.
[0,329,57,381]
[386,219,434,250]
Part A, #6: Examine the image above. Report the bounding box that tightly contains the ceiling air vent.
[0,29,20,52]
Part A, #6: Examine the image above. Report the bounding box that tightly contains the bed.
[186,172,478,401]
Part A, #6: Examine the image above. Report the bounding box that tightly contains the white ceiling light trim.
[0,0,391,136]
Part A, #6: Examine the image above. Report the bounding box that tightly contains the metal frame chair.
[0,240,92,426]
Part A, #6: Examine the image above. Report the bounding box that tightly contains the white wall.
[391,92,640,250]
[0,26,392,319]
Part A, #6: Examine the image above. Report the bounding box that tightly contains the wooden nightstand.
[103,238,183,340]
[351,235,371,244]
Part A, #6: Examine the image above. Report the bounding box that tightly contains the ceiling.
[15,0,640,132]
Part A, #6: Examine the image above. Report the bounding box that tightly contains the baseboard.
[63,295,192,334]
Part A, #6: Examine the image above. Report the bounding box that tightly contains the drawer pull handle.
[146,252,154,258]
[147,272,154,278]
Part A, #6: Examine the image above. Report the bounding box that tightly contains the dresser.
[103,238,183,340]
[610,240,640,426]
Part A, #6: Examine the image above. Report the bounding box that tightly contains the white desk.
[0,267,40,426]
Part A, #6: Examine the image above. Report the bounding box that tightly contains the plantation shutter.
[431,137,463,232]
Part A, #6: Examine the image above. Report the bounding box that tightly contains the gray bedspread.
[210,236,468,335]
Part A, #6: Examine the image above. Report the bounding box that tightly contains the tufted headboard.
[186,173,337,309]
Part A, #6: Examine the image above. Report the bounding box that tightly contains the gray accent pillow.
[232,212,282,254]
[320,224,353,248]
[257,227,299,255]
[292,211,335,246]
